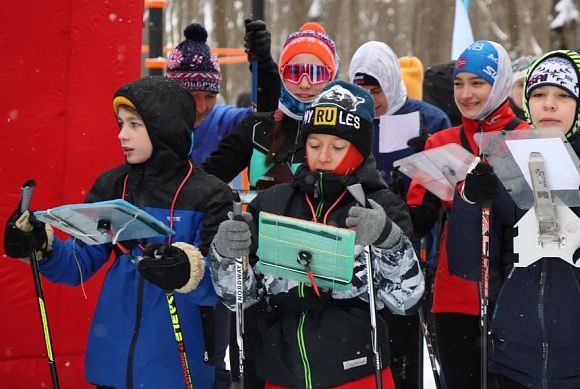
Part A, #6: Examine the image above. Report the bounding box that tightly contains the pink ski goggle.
[281,63,332,85]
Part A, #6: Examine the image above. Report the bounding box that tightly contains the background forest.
[146,0,580,105]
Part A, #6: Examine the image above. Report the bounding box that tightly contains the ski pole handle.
[347,183,370,208]
[232,201,243,220]
[20,179,36,214]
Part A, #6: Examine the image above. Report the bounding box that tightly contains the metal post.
[145,1,167,76]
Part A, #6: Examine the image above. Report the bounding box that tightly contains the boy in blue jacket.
[4,76,235,388]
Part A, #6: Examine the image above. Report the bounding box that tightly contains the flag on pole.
[451,0,474,59]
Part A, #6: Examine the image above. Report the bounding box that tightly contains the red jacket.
[406,100,529,315]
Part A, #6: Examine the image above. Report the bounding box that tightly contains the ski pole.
[480,200,491,389]
[232,201,246,388]
[418,306,443,389]
[165,293,194,389]
[19,179,60,389]
[251,59,258,113]
[346,184,383,389]
[115,240,193,389]
[418,237,443,389]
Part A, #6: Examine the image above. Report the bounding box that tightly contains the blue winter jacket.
[191,59,282,165]
[192,104,250,164]
[38,77,235,388]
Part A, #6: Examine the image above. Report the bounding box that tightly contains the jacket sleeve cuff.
[172,242,205,294]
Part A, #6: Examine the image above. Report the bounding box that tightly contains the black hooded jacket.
[209,157,424,388]
[39,77,235,388]
[89,77,235,255]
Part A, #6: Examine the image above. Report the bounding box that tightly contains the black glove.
[244,19,272,65]
[462,162,499,203]
[138,243,192,292]
[407,133,430,152]
[4,209,50,259]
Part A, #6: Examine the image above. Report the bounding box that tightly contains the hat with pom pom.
[166,23,221,93]
[279,22,338,79]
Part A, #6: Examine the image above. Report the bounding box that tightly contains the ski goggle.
[281,63,332,85]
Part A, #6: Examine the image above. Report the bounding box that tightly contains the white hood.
[348,41,407,117]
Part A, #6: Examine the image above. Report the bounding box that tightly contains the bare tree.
[158,0,580,106]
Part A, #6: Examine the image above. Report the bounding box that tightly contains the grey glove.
[214,211,252,258]
[346,199,392,246]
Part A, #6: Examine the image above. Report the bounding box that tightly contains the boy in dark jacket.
[447,50,580,389]
[4,76,234,388]
[208,80,424,388]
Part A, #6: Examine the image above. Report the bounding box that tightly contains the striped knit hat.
[279,22,338,79]
[523,50,580,140]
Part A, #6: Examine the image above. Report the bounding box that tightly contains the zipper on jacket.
[490,266,515,354]
[296,283,313,389]
[537,259,548,389]
[126,275,145,389]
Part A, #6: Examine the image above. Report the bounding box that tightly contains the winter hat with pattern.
[279,22,338,79]
[301,80,375,159]
[165,23,221,93]
[525,56,579,100]
[523,50,580,140]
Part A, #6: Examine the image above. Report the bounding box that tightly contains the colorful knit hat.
[165,23,221,93]
[453,40,513,120]
[279,22,338,79]
[453,40,500,86]
[399,56,424,100]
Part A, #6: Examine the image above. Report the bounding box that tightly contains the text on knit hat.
[165,23,221,93]
[453,40,499,86]
[302,80,375,158]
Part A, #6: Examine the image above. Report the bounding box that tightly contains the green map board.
[257,212,356,290]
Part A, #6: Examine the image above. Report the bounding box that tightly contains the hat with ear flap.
[301,80,375,158]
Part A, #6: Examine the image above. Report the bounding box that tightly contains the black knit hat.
[166,23,221,93]
[301,80,375,158]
